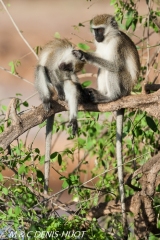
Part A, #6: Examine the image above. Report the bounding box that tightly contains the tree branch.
[1,91,160,150]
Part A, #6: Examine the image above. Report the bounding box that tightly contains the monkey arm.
[73,50,122,72]
[53,84,65,101]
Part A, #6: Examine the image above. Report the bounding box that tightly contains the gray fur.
[73,14,140,236]
[35,38,86,194]
[35,38,86,134]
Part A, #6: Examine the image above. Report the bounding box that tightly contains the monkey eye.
[93,28,104,35]
[97,28,104,34]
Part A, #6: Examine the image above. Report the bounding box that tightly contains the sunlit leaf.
[110,0,116,5]
[54,32,61,38]
[82,80,91,88]
[77,43,90,51]
[0,173,3,181]
[131,19,137,31]
[2,187,8,195]
[126,10,133,30]
[1,105,7,111]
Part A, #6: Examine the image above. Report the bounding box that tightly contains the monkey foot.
[68,118,78,136]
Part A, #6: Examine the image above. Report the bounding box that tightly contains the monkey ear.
[110,16,118,28]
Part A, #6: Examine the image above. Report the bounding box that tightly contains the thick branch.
[1,90,160,150]
[133,152,160,178]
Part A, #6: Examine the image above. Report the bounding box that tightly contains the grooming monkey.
[73,14,140,231]
[35,38,93,193]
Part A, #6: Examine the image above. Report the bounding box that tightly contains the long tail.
[44,115,54,195]
[116,108,128,238]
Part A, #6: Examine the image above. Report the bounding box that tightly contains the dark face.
[93,28,105,42]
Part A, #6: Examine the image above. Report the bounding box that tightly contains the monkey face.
[93,28,105,42]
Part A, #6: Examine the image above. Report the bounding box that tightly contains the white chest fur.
[95,39,118,60]
[95,39,118,95]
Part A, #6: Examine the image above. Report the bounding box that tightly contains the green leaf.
[90,121,95,127]
[23,101,29,107]
[36,170,44,183]
[58,154,62,166]
[145,116,157,132]
[78,138,86,147]
[60,176,69,188]
[40,155,45,165]
[126,10,133,30]
[156,11,160,17]
[8,207,13,216]
[15,206,21,216]
[0,173,3,181]
[151,22,159,33]
[54,32,60,38]
[64,149,73,155]
[62,180,69,189]
[78,23,85,27]
[139,16,143,23]
[2,187,8,195]
[1,105,7,111]
[134,126,143,137]
[50,152,58,159]
[35,148,40,154]
[39,121,46,128]
[131,19,137,31]
[59,176,66,180]
[77,43,90,51]
[18,165,26,174]
[15,60,21,67]
[9,61,16,74]
[35,46,42,55]
[110,0,116,5]
[82,80,91,88]
[125,120,131,133]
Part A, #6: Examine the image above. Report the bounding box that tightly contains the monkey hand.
[72,50,87,62]
[86,88,110,103]
[68,118,78,136]
[56,87,65,101]
[86,88,100,103]
[87,88,112,103]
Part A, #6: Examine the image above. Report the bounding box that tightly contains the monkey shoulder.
[118,31,137,49]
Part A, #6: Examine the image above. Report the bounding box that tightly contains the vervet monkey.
[73,14,140,233]
[35,38,93,193]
